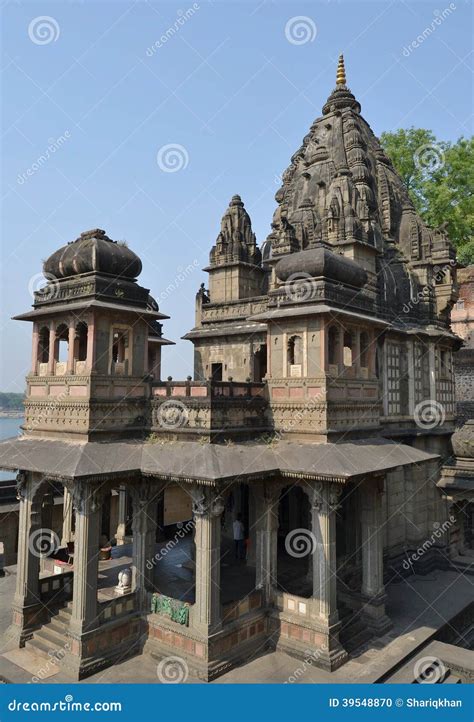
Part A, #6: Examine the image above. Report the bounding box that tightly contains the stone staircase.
[26,602,72,659]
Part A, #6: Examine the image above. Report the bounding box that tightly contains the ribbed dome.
[275,246,367,289]
[43,229,142,280]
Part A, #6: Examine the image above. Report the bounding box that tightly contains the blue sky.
[1,0,472,391]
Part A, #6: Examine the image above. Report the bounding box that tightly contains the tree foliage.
[380,128,474,265]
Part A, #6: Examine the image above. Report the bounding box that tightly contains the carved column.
[360,476,391,635]
[67,324,76,374]
[47,325,56,375]
[86,315,95,371]
[31,323,39,375]
[254,483,279,603]
[191,486,224,635]
[11,472,42,642]
[61,486,74,546]
[68,483,102,637]
[309,483,340,624]
[130,483,159,608]
[297,481,348,670]
[115,486,127,545]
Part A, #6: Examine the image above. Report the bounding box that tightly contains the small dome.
[275,246,367,288]
[43,229,142,280]
[451,420,474,459]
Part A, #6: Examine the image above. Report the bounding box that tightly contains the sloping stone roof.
[0,436,438,485]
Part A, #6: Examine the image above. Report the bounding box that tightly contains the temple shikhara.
[0,56,472,682]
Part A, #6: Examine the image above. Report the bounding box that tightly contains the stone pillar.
[254,484,279,604]
[191,487,224,635]
[61,487,74,546]
[246,486,257,566]
[86,315,95,371]
[309,483,340,624]
[67,324,76,374]
[360,476,391,635]
[296,482,347,670]
[31,323,39,375]
[115,486,127,546]
[131,484,159,608]
[47,325,56,375]
[69,485,101,637]
[11,473,42,642]
[428,342,436,400]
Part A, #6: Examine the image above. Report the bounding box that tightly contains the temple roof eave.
[0,436,439,486]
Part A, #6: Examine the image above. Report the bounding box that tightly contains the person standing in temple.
[233,513,245,560]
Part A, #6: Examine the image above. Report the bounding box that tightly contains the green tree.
[380,129,474,265]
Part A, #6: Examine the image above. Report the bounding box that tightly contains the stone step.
[35,625,66,648]
[48,617,69,635]
[26,636,54,658]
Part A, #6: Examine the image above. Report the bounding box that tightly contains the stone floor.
[0,537,472,684]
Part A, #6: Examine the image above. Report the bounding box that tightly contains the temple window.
[343,331,353,367]
[38,326,49,364]
[287,335,303,367]
[111,328,130,375]
[54,324,69,375]
[74,322,88,362]
[359,331,369,368]
[328,325,340,366]
[440,349,450,378]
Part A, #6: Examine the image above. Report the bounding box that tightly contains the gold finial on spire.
[336,54,346,86]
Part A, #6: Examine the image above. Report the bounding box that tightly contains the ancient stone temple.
[0,57,468,681]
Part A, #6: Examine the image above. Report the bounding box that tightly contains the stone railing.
[222,590,263,624]
[150,379,269,440]
[98,592,136,625]
[39,570,74,602]
[200,296,268,324]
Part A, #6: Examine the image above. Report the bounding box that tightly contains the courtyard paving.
[0,538,472,684]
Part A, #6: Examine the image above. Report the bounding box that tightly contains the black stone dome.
[43,229,142,280]
[275,246,367,289]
